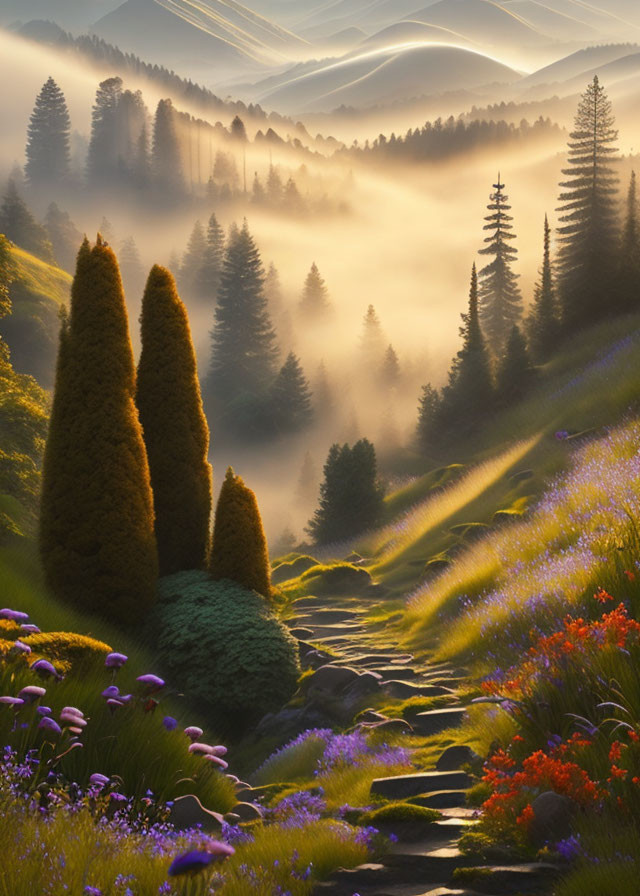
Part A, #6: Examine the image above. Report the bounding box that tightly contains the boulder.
[304,564,372,595]
[436,745,481,771]
[169,794,224,832]
[412,707,468,736]
[232,801,263,822]
[304,664,361,695]
[530,791,575,847]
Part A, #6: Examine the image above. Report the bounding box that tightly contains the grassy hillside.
[0,245,70,387]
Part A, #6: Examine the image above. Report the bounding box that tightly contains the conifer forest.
[5,2,640,894]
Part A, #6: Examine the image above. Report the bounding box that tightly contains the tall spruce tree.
[308,439,384,544]
[478,175,523,354]
[265,262,283,316]
[557,76,619,330]
[0,180,53,262]
[266,165,283,205]
[45,203,82,273]
[209,467,271,598]
[152,99,184,195]
[618,171,640,313]
[270,351,313,434]
[136,266,212,575]
[39,237,157,625]
[299,263,331,318]
[180,220,207,299]
[198,213,225,300]
[496,325,535,404]
[527,215,558,361]
[25,77,71,187]
[416,383,441,453]
[381,344,400,387]
[440,263,494,434]
[205,221,278,419]
[361,304,385,364]
[87,77,123,184]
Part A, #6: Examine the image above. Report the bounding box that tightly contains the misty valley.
[2,1,640,894]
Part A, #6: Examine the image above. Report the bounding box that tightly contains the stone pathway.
[282,588,561,896]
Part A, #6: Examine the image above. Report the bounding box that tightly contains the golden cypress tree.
[39,236,157,625]
[209,467,271,598]
[136,265,212,575]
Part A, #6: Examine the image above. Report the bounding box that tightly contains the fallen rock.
[169,794,224,832]
[436,745,481,771]
[232,801,263,822]
[530,791,575,847]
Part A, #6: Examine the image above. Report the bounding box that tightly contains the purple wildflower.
[30,659,59,678]
[105,652,128,669]
[37,706,52,716]
[89,773,110,788]
[136,674,165,691]
[11,640,31,655]
[0,609,29,622]
[101,686,120,699]
[163,716,178,731]
[168,843,234,877]
[20,624,40,634]
[184,726,203,742]
[84,888,102,896]
[0,696,24,707]
[18,685,46,702]
[38,717,62,736]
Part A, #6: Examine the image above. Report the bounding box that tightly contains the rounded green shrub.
[22,631,112,674]
[153,571,300,729]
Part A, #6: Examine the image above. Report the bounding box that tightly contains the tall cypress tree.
[270,351,313,434]
[617,170,640,314]
[299,263,331,319]
[87,77,123,184]
[209,467,271,598]
[440,263,494,434]
[557,76,619,330]
[152,99,184,195]
[25,77,71,187]
[205,221,278,416]
[527,215,559,361]
[0,179,53,262]
[136,266,212,575]
[39,237,157,625]
[477,175,522,354]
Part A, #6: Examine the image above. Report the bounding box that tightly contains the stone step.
[411,791,469,810]
[383,680,457,700]
[453,863,562,894]
[367,665,420,679]
[292,609,360,625]
[371,771,472,800]
[412,707,469,736]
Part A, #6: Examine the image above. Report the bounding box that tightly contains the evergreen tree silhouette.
[557,76,619,330]
[416,384,441,453]
[266,165,283,205]
[87,77,123,183]
[25,77,71,186]
[198,213,225,300]
[44,203,81,273]
[230,116,248,141]
[270,351,313,434]
[478,175,522,354]
[496,325,535,404]
[381,344,400,387]
[119,236,145,300]
[299,263,331,318]
[136,265,212,575]
[152,99,184,195]
[180,220,207,299]
[617,170,640,314]
[527,215,558,361]
[0,180,53,262]
[361,304,385,365]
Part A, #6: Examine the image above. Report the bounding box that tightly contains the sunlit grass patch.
[359,801,440,825]
[366,436,541,573]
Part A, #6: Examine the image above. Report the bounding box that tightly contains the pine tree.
[296,451,318,505]
[266,165,283,205]
[205,221,278,415]
[209,467,271,598]
[136,265,212,575]
[270,351,313,434]
[44,203,81,273]
[25,77,71,186]
[180,220,207,298]
[284,177,304,214]
[314,360,334,419]
[617,170,640,314]
[252,173,265,203]
[264,262,283,316]
[152,99,184,195]
[308,439,384,544]
[87,77,123,183]
[198,213,225,300]
[557,76,619,330]
[213,151,239,190]
[230,116,248,141]
[299,263,331,318]
[496,325,535,404]
[133,123,152,189]
[0,179,53,262]
[477,175,523,354]
[118,236,145,300]
[361,304,385,365]
[114,89,147,177]
[39,237,158,625]
[440,263,494,434]
[381,344,400,387]
[416,384,441,453]
[527,215,558,361]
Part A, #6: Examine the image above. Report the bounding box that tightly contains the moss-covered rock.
[22,630,112,674]
[153,571,300,730]
[300,563,372,594]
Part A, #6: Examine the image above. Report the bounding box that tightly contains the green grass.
[359,801,440,825]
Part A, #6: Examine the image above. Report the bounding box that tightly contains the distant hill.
[521,43,640,87]
[359,20,480,52]
[498,0,599,41]
[0,0,121,31]
[92,0,309,80]
[259,43,521,113]
[410,0,550,48]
